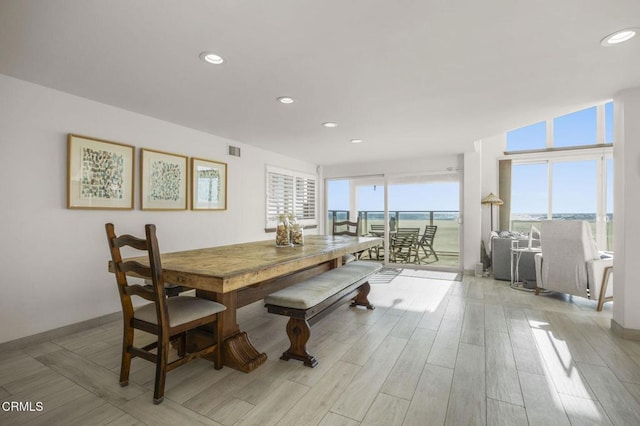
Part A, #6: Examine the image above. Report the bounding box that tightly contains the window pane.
[605,101,614,143]
[552,160,597,235]
[510,163,548,232]
[507,121,546,151]
[553,106,597,147]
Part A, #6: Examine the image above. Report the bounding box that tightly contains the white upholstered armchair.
[534,220,613,311]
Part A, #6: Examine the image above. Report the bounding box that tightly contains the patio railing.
[328,210,460,266]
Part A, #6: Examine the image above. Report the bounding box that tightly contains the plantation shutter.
[267,171,294,220]
[266,166,317,229]
[295,176,316,220]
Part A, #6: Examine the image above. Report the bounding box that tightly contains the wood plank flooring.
[2,271,640,425]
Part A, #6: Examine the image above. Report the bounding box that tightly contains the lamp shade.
[481,192,503,205]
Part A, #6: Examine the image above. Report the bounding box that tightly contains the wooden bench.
[264,261,382,367]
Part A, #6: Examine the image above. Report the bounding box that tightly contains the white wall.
[0,74,318,344]
[613,87,640,332]
[323,155,461,179]
[480,134,505,242]
[463,150,482,272]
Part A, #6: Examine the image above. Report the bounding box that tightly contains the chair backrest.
[397,227,420,235]
[333,218,360,236]
[538,220,600,295]
[392,227,420,247]
[105,223,168,325]
[420,225,437,244]
[369,224,386,236]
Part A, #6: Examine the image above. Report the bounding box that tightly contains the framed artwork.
[191,157,227,210]
[140,149,188,210]
[67,134,135,209]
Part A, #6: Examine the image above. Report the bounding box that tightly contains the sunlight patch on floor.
[370,273,453,313]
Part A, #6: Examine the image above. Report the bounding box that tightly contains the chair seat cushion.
[134,296,226,327]
[264,261,382,309]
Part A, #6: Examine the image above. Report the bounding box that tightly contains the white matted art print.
[67,134,135,209]
[191,157,227,210]
[140,148,188,210]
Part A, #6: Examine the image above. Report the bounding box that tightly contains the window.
[605,101,614,143]
[554,107,597,147]
[507,101,613,152]
[510,163,548,233]
[506,121,546,151]
[508,155,612,250]
[505,102,614,250]
[266,166,317,230]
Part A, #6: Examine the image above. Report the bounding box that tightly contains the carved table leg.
[194,289,268,373]
[280,318,318,368]
[223,332,268,373]
[351,282,375,310]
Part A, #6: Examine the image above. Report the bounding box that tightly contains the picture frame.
[67,134,135,209]
[191,157,227,210]
[140,148,188,210]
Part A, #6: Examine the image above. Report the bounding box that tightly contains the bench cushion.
[264,261,382,309]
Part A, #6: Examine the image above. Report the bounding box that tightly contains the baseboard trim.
[0,311,121,353]
[611,319,640,341]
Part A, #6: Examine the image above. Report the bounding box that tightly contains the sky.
[328,102,613,215]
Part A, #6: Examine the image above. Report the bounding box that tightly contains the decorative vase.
[275,214,292,247]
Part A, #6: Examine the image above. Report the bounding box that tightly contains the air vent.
[228,145,241,157]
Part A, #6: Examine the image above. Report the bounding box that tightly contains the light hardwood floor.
[2,270,640,425]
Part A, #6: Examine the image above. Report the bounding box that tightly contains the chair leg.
[119,325,134,386]
[177,333,187,357]
[597,266,613,312]
[153,335,170,404]
[428,243,439,261]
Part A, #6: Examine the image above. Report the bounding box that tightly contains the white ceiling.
[1,1,639,166]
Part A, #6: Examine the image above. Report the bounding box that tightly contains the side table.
[510,241,541,291]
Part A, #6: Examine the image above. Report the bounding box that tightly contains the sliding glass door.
[509,155,612,251]
[326,172,461,270]
[510,163,548,233]
[552,160,597,235]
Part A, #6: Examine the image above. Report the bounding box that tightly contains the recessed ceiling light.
[350,139,363,144]
[323,122,338,128]
[277,96,294,104]
[199,52,224,64]
[601,28,638,46]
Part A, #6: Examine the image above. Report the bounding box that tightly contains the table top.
[116,234,381,294]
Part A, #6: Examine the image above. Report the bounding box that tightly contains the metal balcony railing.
[327,210,460,266]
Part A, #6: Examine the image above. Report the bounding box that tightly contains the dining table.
[110,234,381,373]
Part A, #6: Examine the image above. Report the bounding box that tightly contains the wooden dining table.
[112,234,381,373]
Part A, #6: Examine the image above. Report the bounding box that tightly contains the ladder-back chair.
[332,217,362,262]
[417,225,439,263]
[105,223,226,404]
[390,227,420,263]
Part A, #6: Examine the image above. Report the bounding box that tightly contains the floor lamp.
[481,193,504,232]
